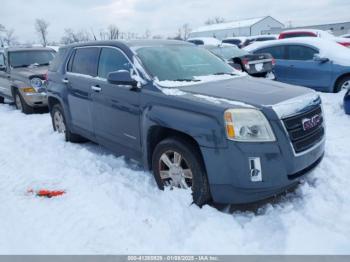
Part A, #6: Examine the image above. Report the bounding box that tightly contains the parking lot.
[0,90,349,254]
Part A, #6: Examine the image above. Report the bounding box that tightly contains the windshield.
[9,50,55,68]
[207,46,249,60]
[135,45,234,81]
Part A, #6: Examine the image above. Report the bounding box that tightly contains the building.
[262,21,350,36]
[189,16,284,40]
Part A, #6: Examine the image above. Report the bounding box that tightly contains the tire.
[14,89,33,114]
[51,103,87,143]
[0,96,4,104]
[152,137,211,207]
[334,76,350,93]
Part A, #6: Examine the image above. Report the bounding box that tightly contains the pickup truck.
[47,40,325,206]
[0,47,56,113]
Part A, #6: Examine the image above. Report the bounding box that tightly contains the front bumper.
[20,91,48,107]
[201,122,325,204]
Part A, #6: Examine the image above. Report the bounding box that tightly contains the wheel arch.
[334,73,350,92]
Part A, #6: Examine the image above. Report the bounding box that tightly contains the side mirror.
[0,65,6,72]
[107,70,138,87]
[313,54,329,63]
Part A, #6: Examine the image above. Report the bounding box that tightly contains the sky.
[0,0,350,43]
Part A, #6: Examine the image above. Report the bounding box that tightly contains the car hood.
[178,76,313,108]
[11,66,49,78]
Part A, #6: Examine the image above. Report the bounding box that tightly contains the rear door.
[65,47,100,137]
[284,45,332,89]
[91,47,142,159]
[255,45,288,81]
[0,52,12,97]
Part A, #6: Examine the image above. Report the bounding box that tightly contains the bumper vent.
[282,105,324,154]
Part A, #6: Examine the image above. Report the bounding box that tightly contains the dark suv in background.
[47,40,325,206]
[0,47,56,113]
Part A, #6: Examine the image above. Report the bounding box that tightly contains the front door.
[65,47,100,137]
[91,47,142,159]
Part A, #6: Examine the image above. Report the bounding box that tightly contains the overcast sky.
[1,0,350,43]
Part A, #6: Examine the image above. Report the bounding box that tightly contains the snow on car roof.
[192,17,266,33]
[244,37,350,66]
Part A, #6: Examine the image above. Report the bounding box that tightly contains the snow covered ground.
[0,91,350,255]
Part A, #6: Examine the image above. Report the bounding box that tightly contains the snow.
[244,37,350,66]
[1,91,350,254]
[192,17,266,33]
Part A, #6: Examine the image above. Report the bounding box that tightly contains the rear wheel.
[335,76,350,93]
[152,137,211,207]
[51,104,87,143]
[14,90,33,114]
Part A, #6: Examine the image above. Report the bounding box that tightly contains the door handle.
[91,85,101,92]
[62,78,69,84]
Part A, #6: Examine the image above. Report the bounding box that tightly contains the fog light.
[249,157,262,182]
[22,87,36,93]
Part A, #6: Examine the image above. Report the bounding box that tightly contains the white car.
[278,29,350,48]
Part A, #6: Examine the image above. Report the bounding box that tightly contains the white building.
[189,16,284,40]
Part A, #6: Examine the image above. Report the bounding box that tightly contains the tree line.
[0,16,226,47]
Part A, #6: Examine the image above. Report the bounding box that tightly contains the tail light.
[44,72,48,81]
[339,42,350,48]
[271,58,276,66]
[242,58,250,69]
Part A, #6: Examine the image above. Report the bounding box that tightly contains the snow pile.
[0,91,350,254]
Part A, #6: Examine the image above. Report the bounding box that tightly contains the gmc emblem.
[302,114,321,131]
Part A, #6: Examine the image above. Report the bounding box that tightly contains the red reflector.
[272,58,276,66]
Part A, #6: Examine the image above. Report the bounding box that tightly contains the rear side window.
[188,40,204,45]
[256,46,285,59]
[286,45,318,61]
[98,48,132,79]
[69,47,100,77]
[222,39,241,46]
[49,48,67,72]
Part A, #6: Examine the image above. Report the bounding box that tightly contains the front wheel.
[335,76,350,93]
[14,90,33,114]
[152,137,211,207]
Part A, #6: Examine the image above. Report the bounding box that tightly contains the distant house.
[189,16,284,40]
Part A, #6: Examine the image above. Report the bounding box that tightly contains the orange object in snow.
[28,189,65,198]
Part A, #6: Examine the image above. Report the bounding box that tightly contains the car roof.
[65,39,192,49]
[5,47,56,52]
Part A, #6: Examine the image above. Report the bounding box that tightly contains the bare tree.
[61,28,91,44]
[0,24,5,47]
[205,16,226,25]
[107,25,119,40]
[3,29,17,46]
[182,24,191,40]
[35,19,49,46]
[143,29,151,39]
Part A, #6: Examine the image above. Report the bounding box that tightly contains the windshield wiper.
[38,63,50,66]
[173,78,201,82]
[13,64,30,68]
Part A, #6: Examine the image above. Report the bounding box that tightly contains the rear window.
[69,47,100,76]
[222,39,242,46]
[280,32,317,39]
[49,47,68,72]
[256,46,285,59]
[188,40,204,45]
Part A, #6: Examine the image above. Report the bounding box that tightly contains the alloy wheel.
[53,111,66,134]
[342,80,350,90]
[158,150,193,189]
[15,94,22,111]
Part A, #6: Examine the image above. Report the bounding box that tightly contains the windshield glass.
[9,50,55,68]
[135,45,234,81]
[207,46,249,60]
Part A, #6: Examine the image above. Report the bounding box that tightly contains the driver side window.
[98,48,132,79]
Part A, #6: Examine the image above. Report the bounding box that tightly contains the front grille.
[282,105,324,154]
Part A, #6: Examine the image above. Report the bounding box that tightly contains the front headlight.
[224,108,276,142]
[30,77,43,89]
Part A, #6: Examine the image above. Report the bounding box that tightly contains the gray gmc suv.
[47,40,325,206]
[0,47,56,113]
